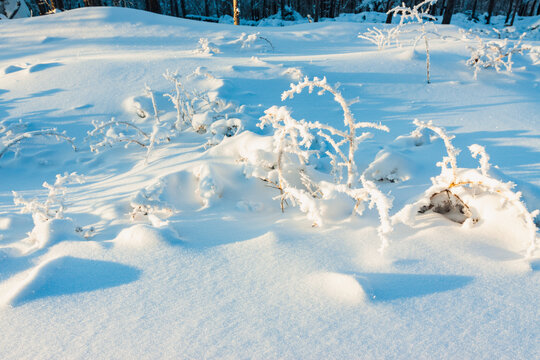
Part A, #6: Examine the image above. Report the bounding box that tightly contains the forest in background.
[2,0,540,25]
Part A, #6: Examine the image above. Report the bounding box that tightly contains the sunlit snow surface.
[0,8,539,359]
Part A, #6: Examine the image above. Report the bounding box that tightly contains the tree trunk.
[145,0,161,13]
[385,0,393,24]
[442,0,455,24]
[204,0,209,17]
[529,0,538,16]
[510,0,521,26]
[169,0,178,17]
[84,0,102,7]
[0,0,6,17]
[314,0,319,22]
[439,0,446,16]
[470,0,477,20]
[233,0,239,24]
[486,0,496,24]
[180,0,186,17]
[505,0,514,24]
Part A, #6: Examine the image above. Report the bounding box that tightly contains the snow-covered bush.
[359,0,438,83]
[358,26,401,50]
[163,69,243,141]
[86,118,150,152]
[466,33,532,79]
[256,76,392,251]
[0,119,77,162]
[403,120,538,257]
[87,86,171,162]
[13,172,87,248]
[196,38,220,55]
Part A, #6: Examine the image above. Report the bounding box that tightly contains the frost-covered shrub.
[86,118,150,152]
[402,120,538,257]
[87,86,172,163]
[359,0,438,83]
[358,26,401,50]
[0,119,77,162]
[466,33,532,79]
[163,69,243,141]
[13,172,87,248]
[256,76,392,251]
[196,38,220,55]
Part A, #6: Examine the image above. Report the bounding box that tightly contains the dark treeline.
[8,0,540,23]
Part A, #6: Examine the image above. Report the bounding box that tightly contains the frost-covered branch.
[86,118,149,153]
[282,76,388,188]
[13,172,84,224]
[0,129,77,161]
[467,33,531,80]
[413,119,459,183]
[409,120,538,257]
[256,77,392,250]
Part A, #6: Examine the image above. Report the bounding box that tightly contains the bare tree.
[486,0,496,24]
[233,0,239,24]
[0,0,6,17]
[442,0,456,24]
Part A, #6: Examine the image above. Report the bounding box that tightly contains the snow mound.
[306,272,366,305]
[113,224,182,250]
[2,256,140,307]
[26,218,80,249]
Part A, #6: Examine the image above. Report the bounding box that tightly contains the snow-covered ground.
[0,8,539,359]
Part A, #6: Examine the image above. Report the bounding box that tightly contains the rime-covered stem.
[282,77,388,188]
[88,119,149,139]
[0,130,77,160]
[145,87,161,164]
[413,119,459,182]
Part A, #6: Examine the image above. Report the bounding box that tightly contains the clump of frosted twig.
[0,122,77,161]
[130,180,174,223]
[258,77,392,250]
[196,38,220,55]
[163,70,192,130]
[13,172,84,224]
[163,69,242,140]
[258,105,320,223]
[390,0,438,83]
[359,26,401,50]
[86,118,149,152]
[145,86,171,163]
[467,33,531,80]
[281,76,389,188]
[412,120,538,257]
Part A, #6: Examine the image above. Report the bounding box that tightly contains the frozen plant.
[13,172,84,224]
[281,76,389,188]
[163,70,192,130]
[0,120,77,161]
[358,26,401,50]
[163,69,242,138]
[412,120,538,257]
[87,86,171,162]
[257,105,320,222]
[13,172,86,249]
[466,33,531,80]
[233,32,274,52]
[258,77,393,250]
[196,38,220,55]
[389,0,438,84]
[144,86,171,163]
[86,118,150,152]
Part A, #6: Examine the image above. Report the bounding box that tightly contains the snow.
[0,7,539,359]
